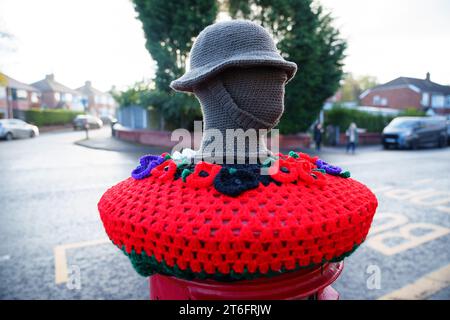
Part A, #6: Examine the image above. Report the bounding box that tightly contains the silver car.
[0,119,39,140]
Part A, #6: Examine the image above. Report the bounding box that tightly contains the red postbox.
[150,262,343,300]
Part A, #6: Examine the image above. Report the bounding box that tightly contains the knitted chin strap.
[194,67,288,161]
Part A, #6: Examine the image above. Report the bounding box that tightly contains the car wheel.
[29,131,35,138]
[410,139,419,150]
[382,143,389,150]
[5,132,13,141]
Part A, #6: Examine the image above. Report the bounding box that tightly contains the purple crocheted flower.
[316,159,342,176]
[131,155,165,180]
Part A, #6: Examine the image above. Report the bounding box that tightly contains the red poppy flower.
[151,160,177,182]
[298,152,318,165]
[297,160,316,184]
[268,159,298,183]
[186,161,221,188]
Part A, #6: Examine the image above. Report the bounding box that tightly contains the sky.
[0,0,449,92]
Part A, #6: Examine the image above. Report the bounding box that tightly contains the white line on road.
[379,263,450,300]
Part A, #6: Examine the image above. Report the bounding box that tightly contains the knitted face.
[193,67,288,160]
[193,66,288,133]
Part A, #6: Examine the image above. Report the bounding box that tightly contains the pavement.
[0,127,449,299]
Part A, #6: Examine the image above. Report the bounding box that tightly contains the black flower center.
[199,170,209,177]
[280,166,290,173]
[164,166,169,172]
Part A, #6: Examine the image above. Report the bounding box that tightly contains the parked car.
[100,114,117,125]
[382,116,448,149]
[0,119,39,141]
[447,115,450,144]
[73,115,103,130]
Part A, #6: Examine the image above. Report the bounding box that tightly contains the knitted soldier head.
[171,20,297,161]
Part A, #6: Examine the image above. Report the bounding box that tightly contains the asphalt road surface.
[1,128,449,299]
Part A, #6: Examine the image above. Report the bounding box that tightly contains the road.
[0,128,449,299]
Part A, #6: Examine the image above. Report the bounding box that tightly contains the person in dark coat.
[313,122,323,151]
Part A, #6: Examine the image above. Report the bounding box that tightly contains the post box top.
[98,150,377,281]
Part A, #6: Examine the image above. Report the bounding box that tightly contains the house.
[360,73,450,115]
[75,81,116,117]
[31,74,83,111]
[0,72,41,119]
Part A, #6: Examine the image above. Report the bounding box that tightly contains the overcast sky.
[0,0,449,91]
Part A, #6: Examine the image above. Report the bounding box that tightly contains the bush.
[325,106,394,133]
[24,109,83,127]
[399,107,426,117]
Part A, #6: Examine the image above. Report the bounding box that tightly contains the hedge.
[324,106,394,133]
[24,109,83,127]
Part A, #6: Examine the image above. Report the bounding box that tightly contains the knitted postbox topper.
[98,20,377,281]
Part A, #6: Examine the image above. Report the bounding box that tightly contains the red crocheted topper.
[98,152,377,280]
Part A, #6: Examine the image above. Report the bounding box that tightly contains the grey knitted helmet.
[170,19,297,92]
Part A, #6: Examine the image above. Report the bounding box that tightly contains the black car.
[447,115,450,143]
[73,115,103,130]
[382,116,447,149]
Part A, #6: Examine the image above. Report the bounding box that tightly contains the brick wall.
[361,87,422,110]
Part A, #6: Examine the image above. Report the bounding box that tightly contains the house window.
[62,93,72,102]
[31,92,39,103]
[0,86,6,99]
[11,89,28,100]
[381,98,388,106]
[431,95,445,108]
[14,89,28,100]
[421,93,429,106]
[373,95,382,105]
[445,95,450,108]
[54,92,60,101]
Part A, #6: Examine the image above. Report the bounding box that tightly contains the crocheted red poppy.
[186,161,222,188]
[98,152,378,281]
[268,159,298,183]
[151,160,177,182]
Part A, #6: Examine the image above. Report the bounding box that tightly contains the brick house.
[360,73,450,115]
[31,74,84,111]
[0,72,41,119]
[75,81,116,117]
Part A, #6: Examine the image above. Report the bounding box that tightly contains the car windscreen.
[388,118,419,129]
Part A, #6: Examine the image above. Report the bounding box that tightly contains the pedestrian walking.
[313,122,323,151]
[346,122,358,154]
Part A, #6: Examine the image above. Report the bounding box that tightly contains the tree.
[110,81,154,108]
[228,0,347,133]
[132,0,218,129]
[341,73,378,102]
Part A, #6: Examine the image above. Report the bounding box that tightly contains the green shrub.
[325,106,394,133]
[399,107,426,117]
[24,109,83,127]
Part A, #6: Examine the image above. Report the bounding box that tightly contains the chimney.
[426,72,430,81]
[45,74,55,81]
[85,80,92,87]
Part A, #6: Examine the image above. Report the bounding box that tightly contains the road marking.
[367,222,450,255]
[368,212,409,236]
[54,238,110,284]
[379,263,450,300]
